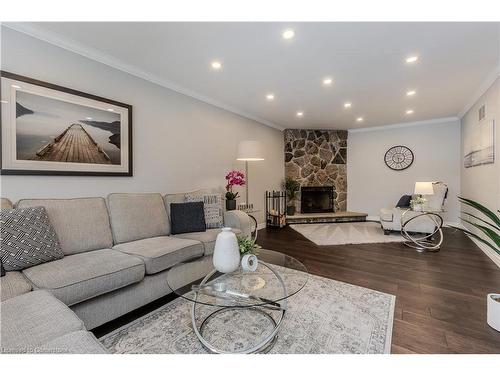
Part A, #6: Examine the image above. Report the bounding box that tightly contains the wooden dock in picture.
[33,123,112,164]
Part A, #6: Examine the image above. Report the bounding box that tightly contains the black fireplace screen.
[300,186,334,213]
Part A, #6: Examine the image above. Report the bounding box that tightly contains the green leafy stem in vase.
[237,235,261,256]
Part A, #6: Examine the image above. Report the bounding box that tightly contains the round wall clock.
[384,146,414,171]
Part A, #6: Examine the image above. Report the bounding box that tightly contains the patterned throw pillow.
[0,206,64,271]
[185,194,224,229]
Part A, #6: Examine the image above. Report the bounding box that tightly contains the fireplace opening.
[300,186,334,213]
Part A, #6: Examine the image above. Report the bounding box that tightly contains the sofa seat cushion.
[0,290,84,351]
[380,208,394,222]
[22,249,145,306]
[0,271,32,302]
[174,228,241,255]
[38,331,107,354]
[113,236,203,275]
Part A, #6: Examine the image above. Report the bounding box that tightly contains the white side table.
[401,209,444,252]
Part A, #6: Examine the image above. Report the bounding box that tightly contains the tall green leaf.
[461,218,500,247]
[461,211,500,231]
[458,196,500,228]
[450,226,500,256]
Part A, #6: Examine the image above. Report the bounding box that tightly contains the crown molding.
[2,22,285,131]
[348,116,459,133]
[457,65,500,119]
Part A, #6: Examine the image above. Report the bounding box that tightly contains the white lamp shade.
[414,182,434,195]
[236,140,265,161]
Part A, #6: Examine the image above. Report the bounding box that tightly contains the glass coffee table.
[166,249,308,354]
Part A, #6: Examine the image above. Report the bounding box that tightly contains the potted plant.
[225,170,245,210]
[450,197,500,332]
[284,177,300,216]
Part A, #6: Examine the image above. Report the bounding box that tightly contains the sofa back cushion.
[107,193,169,244]
[1,198,13,210]
[16,198,113,255]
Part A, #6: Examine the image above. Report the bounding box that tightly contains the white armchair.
[380,182,448,234]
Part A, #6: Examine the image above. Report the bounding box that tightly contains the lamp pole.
[245,160,249,204]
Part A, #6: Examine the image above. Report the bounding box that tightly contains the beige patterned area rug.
[290,222,405,246]
[100,271,395,354]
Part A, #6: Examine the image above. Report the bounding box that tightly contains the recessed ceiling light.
[344,102,352,109]
[356,117,364,122]
[86,117,93,120]
[0,100,8,104]
[406,90,416,96]
[282,29,295,40]
[406,109,414,115]
[406,55,419,64]
[266,93,275,101]
[296,111,304,117]
[211,61,222,70]
[323,77,333,86]
[107,108,115,112]
[11,85,21,89]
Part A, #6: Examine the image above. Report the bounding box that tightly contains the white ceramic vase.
[213,227,240,273]
[487,293,500,332]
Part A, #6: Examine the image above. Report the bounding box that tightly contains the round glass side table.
[401,209,444,252]
[166,249,308,354]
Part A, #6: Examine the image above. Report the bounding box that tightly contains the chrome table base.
[190,262,287,354]
[401,210,444,252]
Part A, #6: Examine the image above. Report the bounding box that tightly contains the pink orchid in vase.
[225,170,246,200]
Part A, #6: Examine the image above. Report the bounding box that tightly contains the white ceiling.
[8,22,500,130]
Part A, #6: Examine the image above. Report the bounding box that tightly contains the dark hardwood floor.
[256,225,500,354]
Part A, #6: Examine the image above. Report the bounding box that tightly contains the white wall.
[461,78,499,213]
[0,27,284,224]
[460,77,500,265]
[347,119,461,223]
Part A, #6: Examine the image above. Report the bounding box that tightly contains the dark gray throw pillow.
[0,206,64,271]
[170,202,206,235]
[396,195,412,208]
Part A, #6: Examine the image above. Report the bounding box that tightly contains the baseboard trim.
[451,223,500,269]
[470,237,500,269]
[257,222,266,231]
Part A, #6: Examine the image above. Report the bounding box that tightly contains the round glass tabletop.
[166,249,308,308]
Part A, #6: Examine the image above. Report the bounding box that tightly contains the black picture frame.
[0,71,133,176]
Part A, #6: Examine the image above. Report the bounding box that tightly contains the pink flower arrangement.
[225,170,245,200]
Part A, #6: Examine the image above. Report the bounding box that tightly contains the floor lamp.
[236,140,265,206]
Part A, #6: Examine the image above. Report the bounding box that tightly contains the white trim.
[256,222,266,231]
[348,116,459,133]
[366,215,380,222]
[452,223,500,269]
[458,65,500,119]
[3,22,285,131]
[470,237,500,269]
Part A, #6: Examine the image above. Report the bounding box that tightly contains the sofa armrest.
[224,210,252,237]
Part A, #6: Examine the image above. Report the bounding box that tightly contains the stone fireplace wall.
[284,129,347,212]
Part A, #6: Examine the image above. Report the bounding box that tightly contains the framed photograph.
[463,117,495,168]
[0,71,132,176]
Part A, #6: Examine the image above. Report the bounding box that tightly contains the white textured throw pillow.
[185,194,224,229]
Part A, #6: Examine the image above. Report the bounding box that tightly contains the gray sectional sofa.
[0,191,252,353]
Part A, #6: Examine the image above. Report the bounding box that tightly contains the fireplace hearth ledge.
[286,211,368,225]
